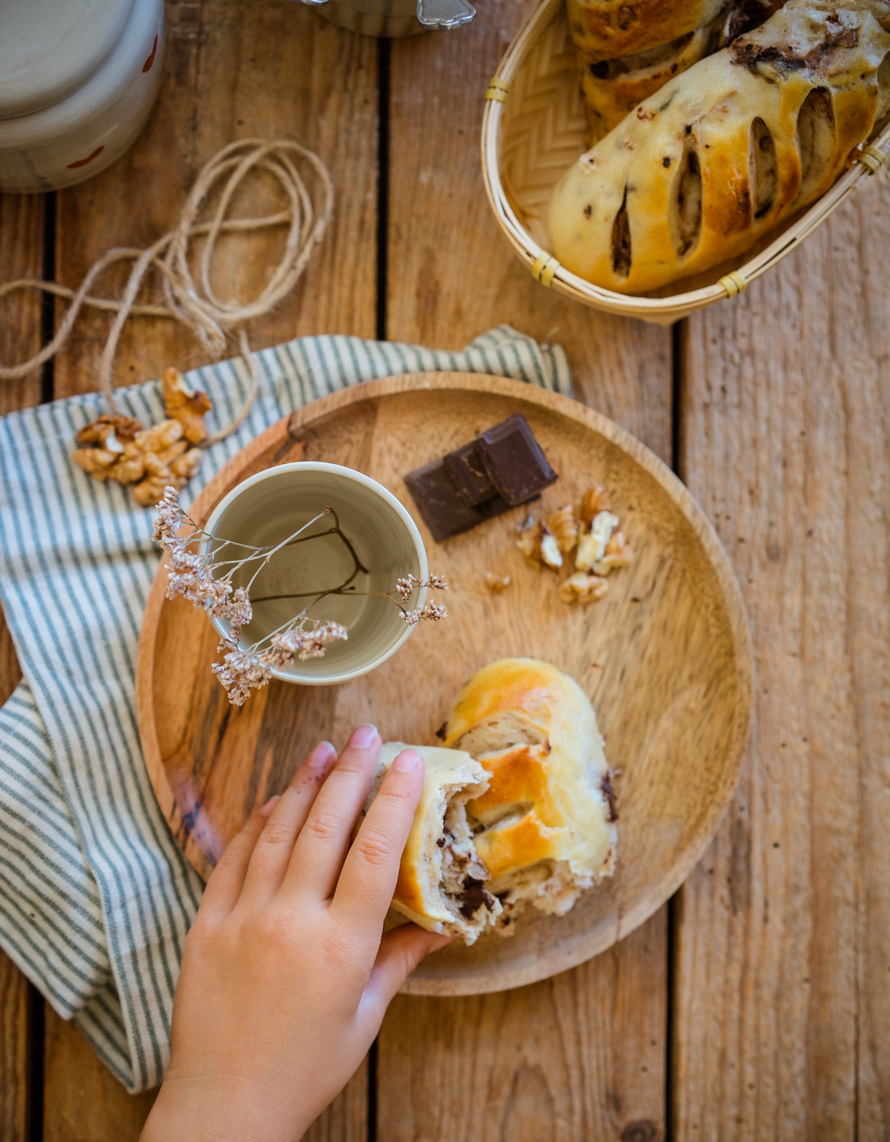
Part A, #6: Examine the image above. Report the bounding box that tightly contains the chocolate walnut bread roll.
[441,658,618,934]
[550,0,890,294]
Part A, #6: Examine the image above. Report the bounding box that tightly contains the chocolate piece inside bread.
[367,743,501,944]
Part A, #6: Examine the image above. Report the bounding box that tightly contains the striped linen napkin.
[0,326,571,1093]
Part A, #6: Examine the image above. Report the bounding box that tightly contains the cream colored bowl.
[201,462,429,686]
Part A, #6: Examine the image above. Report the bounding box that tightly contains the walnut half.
[545,505,579,553]
[162,367,213,444]
[558,572,609,605]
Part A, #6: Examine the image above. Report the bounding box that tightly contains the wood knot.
[621,1121,658,1142]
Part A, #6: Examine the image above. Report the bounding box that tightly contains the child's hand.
[142,725,447,1142]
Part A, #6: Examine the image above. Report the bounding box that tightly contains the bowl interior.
[205,464,427,683]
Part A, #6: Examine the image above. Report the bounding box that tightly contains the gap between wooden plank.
[664,319,685,1142]
[27,988,45,1142]
[376,37,392,345]
[366,33,392,1142]
[0,190,52,1142]
[30,190,55,1142]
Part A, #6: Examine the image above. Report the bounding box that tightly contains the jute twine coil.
[0,138,334,444]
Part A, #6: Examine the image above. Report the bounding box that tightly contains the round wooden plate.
[137,372,751,995]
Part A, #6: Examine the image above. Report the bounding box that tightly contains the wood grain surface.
[137,373,751,994]
[20,0,378,1136]
[673,177,890,1141]
[379,3,676,1137]
[1,0,888,1136]
[0,192,45,1142]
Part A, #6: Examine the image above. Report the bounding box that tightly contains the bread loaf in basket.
[481,0,890,321]
[550,0,890,293]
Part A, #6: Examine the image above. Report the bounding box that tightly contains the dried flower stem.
[153,486,449,706]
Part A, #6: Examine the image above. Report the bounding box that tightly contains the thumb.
[361,924,451,1019]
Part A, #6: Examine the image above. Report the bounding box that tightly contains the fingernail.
[307,741,337,769]
[350,723,379,749]
[259,795,280,816]
[392,749,420,774]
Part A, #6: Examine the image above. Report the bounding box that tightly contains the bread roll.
[576,2,783,142]
[566,0,728,63]
[579,23,719,142]
[366,743,500,944]
[441,658,617,931]
[550,0,890,294]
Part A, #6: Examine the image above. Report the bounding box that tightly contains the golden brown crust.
[578,25,717,141]
[551,0,890,294]
[572,1,784,143]
[442,658,616,910]
[442,658,573,745]
[468,746,563,879]
[566,0,727,63]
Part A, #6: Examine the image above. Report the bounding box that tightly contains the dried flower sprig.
[153,487,449,706]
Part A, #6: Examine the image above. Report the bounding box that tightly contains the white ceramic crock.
[0,0,165,193]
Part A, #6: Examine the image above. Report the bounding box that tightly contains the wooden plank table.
[0,1,887,1139]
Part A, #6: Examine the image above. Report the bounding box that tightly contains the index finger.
[332,749,424,928]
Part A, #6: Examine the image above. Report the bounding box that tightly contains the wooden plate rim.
[137,372,752,994]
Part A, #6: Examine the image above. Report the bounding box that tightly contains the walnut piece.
[73,400,204,506]
[133,476,170,507]
[75,413,143,448]
[154,440,189,467]
[106,452,146,485]
[162,367,213,444]
[539,524,563,570]
[558,572,609,604]
[546,505,579,553]
[594,530,634,574]
[516,524,543,564]
[513,485,631,604]
[485,572,512,594]
[72,448,118,478]
[171,448,203,481]
[580,486,611,527]
[576,510,620,572]
[140,418,184,453]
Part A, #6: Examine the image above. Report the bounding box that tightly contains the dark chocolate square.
[445,441,496,506]
[478,413,558,506]
[404,458,511,543]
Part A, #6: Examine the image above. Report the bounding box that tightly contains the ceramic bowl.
[201,462,429,686]
[0,0,165,193]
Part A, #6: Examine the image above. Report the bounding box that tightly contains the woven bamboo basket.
[481,0,890,325]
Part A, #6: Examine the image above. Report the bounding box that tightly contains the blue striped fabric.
[0,326,571,1092]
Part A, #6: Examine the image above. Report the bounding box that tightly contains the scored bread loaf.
[440,658,617,933]
[576,1,783,141]
[566,0,729,63]
[365,743,500,944]
[550,0,890,294]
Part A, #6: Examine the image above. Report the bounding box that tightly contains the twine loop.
[0,138,334,443]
